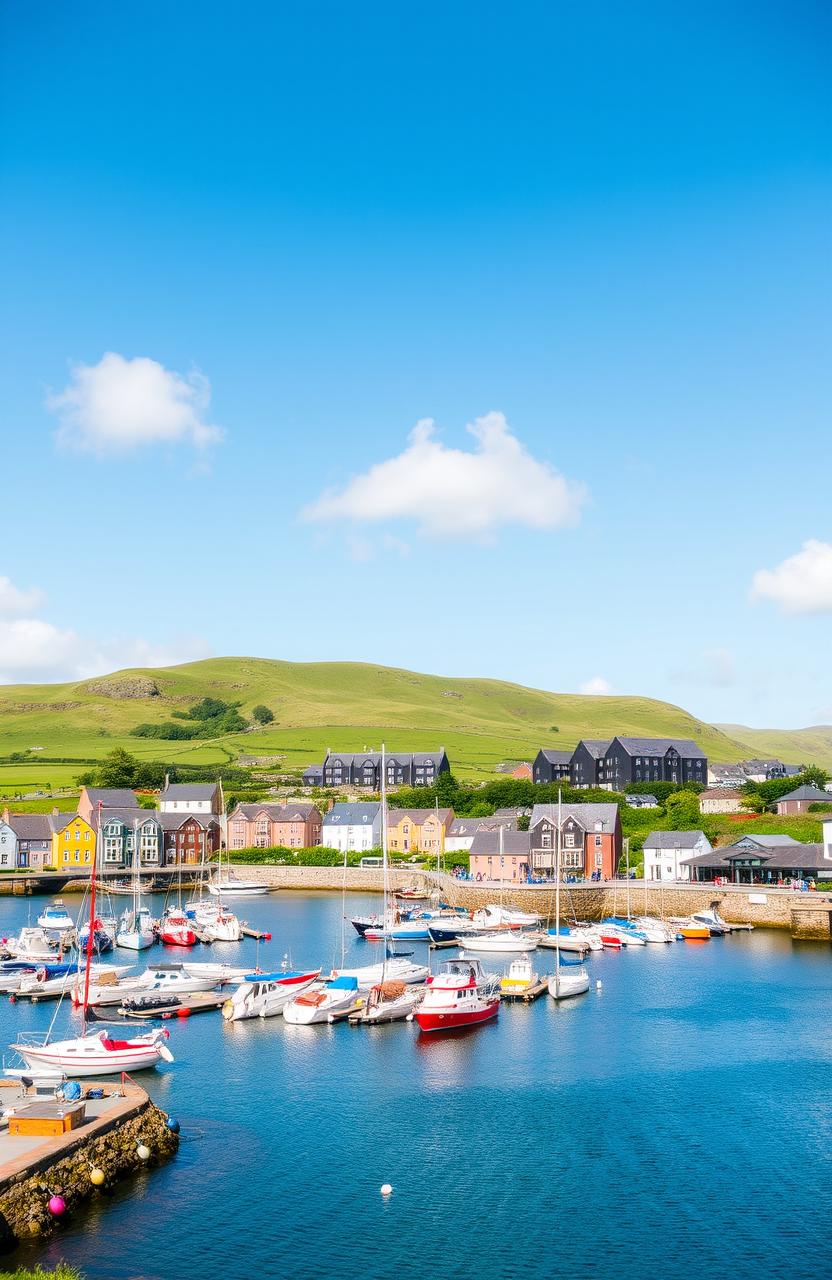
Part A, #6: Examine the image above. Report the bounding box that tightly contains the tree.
[435,771,459,806]
[800,764,830,789]
[251,705,274,725]
[663,789,701,829]
[98,748,138,788]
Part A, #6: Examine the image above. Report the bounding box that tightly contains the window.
[594,835,602,847]
[564,833,576,848]
[563,850,582,868]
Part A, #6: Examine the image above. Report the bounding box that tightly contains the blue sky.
[1,1,830,727]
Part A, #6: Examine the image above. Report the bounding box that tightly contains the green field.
[0,656,827,784]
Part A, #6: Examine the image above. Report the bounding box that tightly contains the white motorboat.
[547,968,590,1000]
[283,975,361,1024]
[208,875,268,898]
[116,905,156,951]
[353,979,424,1024]
[475,904,542,928]
[17,963,131,1000]
[330,957,430,990]
[538,926,601,953]
[222,968,321,1021]
[36,900,75,933]
[692,908,731,935]
[75,963,217,1007]
[11,1027,173,1076]
[199,907,242,942]
[0,962,44,993]
[3,928,59,963]
[500,953,540,996]
[462,931,538,954]
[178,961,252,983]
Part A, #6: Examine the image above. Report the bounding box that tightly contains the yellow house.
[386,808,453,858]
[50,811,95,871]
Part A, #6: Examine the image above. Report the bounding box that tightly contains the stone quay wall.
[0,1087,178,1245]
[241,865,832,936]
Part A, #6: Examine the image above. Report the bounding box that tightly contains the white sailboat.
[115,820,156,950]
[548,791,590,1002]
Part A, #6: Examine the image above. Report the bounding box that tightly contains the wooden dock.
[118,992,228,1019]
[241,925,271,940]
[499,979,549,1003]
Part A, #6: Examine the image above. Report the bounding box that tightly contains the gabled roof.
[776,784,832,803]
[684,840,827,870]
[574,739,612,759]
[613,737,706,760]
[387,808,453,825]
[6,813,52,839]
[699,788,744,800]
[447,816,514,837]
[322,803,381,826]
[93,807,163,831]
[229,802,320,821]
[159,812,220,831]
[49,812,88,833]
[83,787,139,808]
[530,802,619,830]
[469,829,532,857]
[536,749,572,765]
[161,783,219,801]
[644,830,708,850]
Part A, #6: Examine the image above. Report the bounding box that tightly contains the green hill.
[0,657,762,789]
[716,723,832,772]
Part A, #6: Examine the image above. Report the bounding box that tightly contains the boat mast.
[555,791,562,996]
[80,802,101,1023]
[381,743,389,982]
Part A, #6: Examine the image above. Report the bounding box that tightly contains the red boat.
[159,909,197,948]
[413,958,499,1033]
[599,935,623,950]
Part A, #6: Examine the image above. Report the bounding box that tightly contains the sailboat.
[10,803,174,1077]
[186,816,242,941]
[115,820,156,950]
[548,791,590,1002]
[352,744,426,1024]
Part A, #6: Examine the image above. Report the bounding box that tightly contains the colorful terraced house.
[49,810,96,870]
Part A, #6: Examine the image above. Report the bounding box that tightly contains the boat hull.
[547,971,590,1000]
[414,1000,499,1033]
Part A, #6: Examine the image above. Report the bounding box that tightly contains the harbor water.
[3,891,831,1280]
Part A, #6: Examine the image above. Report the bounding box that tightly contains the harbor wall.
[240,865,832,935]
[0,1086,178,1246]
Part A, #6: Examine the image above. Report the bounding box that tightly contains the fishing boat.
[500,953,540,996]
[283,974,361,1024]
[76,963,218,1007]
[222,967,321,1021]
[207,874,268,897]
[547,791,590,1002]
[412,958,500,1033]
[36,900,75,933]
[3,927,59,963]
[11,1027,174,1075]
[159,907,197,947]
[462,931,538,954]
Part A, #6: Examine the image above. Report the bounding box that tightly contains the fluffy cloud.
[47,352,224,454]
[0,576,44,617]
[301,412,586,539]
[0,574,211,682]
[579,676,613,696]
[751,540,832,615]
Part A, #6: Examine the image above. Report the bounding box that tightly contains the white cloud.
[47,352,224,454]
[0,576,44,617]
[301,412,586,540]
[751,540,832,615]
[579,676,613,696]
[0,572,212,682]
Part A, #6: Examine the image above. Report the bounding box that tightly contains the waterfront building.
[643,830,711,881]
[161,812,222,864]
[532,749,572,783]
[321,802,382,853]
[528,802,621,878]
[77,786,139,823]
[92,808,164,869]
[683,833,828,883]
[0,815,17,870]
[774,784,832,816]
[159,780,223,815]
[468,829,533,881]
[227,802,323,850]
[386,808,453,858]
[568,740,611,788]
[5,813,52,870]
[699,787,745,814]
[49,810,96,871]
[305,748,450,789]
[445,814,515,854]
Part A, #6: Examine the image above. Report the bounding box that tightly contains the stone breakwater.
[0,1084,178,1246]
[240,865,832,937]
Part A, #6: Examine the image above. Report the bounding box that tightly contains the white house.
[823,819,832,865]
[0,816,17,870]
[643,830,712,881]
[159,781,223,815]
[322,803,382,853]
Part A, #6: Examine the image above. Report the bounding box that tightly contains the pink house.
[227,802,322,850]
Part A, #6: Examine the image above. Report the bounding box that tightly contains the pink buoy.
[48,1195,66,1216]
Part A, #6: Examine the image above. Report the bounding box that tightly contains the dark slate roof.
[6,814,52,839]
[469,830,532,857]
[161,783,219,801]
[644,830,708,850]
[776,785,832,803]
[93,807,163,831]
[576,739,612,758]
[530,802,619,829]
[229,803,320,821]
[536,749,572,764]
[49,812,86,833]
[322,803,381,826]
[323,751,446,766]
[158,812,220,831]
[625,794,659,805]
[613,737,706,759]
[83,787,139,808]
[684,841,829,870]
[446,816,515,837]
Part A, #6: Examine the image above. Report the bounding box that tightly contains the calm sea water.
[2,890,831,1280]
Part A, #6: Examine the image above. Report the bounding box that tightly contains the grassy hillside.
[0,657,755,786]
[717,723,832,771]
[0,655,824,783]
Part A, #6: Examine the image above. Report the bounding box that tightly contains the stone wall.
[0,1094,178,1244]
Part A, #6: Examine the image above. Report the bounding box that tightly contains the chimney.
[2,806,9,823]
[164,772,170,789]
[52,806,59,816]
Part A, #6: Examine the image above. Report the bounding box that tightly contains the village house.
[49,810,96,872]
[642,830,711,881]
[321,803,382,853]
[386,808,453,858]
[159,780,223,815]
[774,784,832,816]
[707,763,749,788]
[227,802,323,850]
[444,814,516,854]
[77,787,139,823]
[468,829,533,882]
[699,787,745,815]
[528,803,621,879]
[592,737,707,791]
[307,749,450,789]
[532,749,572,784]
[568,740,611,788]
[3,812,52,870]
[509,762,533,780]
[161,812,222,864]
[93,808,165,869]
[0,814,17,870]
[683,833,826,884]
[625,794,659,809]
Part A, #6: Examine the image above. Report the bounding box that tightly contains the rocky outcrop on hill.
[81,677,161,699]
